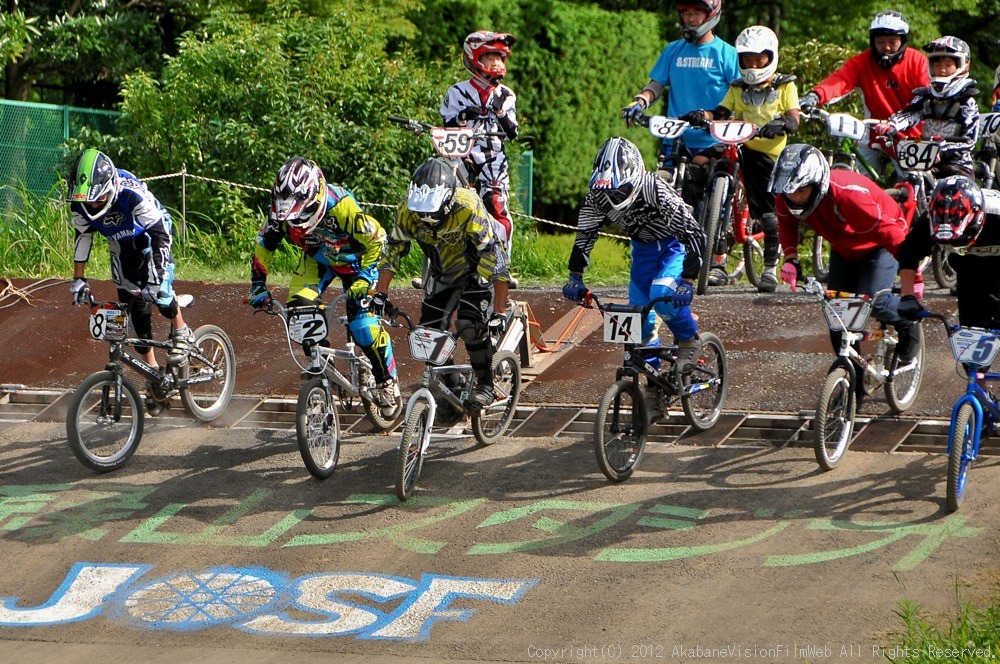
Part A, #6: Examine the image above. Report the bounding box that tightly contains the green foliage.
[0,10,41,64]
[889,595,1000,662]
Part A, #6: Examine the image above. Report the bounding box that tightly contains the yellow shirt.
[720,78,798,160]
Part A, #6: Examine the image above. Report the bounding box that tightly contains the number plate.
[950,327,1000,367]
[603,310,643,344]
[896,141,940,173]
[287,306,328,345]
[823,297,873,332]
[408,327,458,365]
[429,127,476,159]
[710,121,756,144]
[979,112,1000,136]
[648,116,689,140]
[89,304,128,341]
[826,113,866,141]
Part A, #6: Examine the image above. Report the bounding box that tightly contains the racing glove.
[672,281,694,308]
[621,96,647,127]
[780,258,802,291]
[562,273,590,302]
[248,282,272,310]
[70,277,89,305]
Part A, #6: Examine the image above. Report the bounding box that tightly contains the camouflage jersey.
[381,188,510,286]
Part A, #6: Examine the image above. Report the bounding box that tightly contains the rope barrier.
[138,170,627,240]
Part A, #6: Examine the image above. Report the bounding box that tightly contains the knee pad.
[156,298,179,320]
[456,318,480,344]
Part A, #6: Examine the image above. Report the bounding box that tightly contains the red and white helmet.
[924,36,971,98]
[271,157,327,236]
[463,31,516,86]
[735,26,778,85]
[677,0,722,43]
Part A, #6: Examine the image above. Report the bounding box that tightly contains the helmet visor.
[407,183,451,216]
[273,191,319,227]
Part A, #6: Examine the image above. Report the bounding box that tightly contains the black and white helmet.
[768,144,830,219]
[407,158,458,225]
[589,137,644,211]
[869,10,909,70]
[924,36,972,98]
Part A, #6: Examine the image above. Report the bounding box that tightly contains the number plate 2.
[603,311,643,344]
[288,306,328,345]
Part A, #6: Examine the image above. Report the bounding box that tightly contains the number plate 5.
[950,327,1000,367]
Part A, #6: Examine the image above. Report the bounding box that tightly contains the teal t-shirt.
[648,36,740,153]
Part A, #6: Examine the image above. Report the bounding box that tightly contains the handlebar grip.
[388,115,410,124]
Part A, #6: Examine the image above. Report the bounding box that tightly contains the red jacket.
[777,170,908,262]
[814,48,928,143]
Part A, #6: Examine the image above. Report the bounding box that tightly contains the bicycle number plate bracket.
[896,141,940,172]
[979,112,1000,137]
[648,116,689,140]
[710,121,756,144]
[408,327,458,365]
[430,127,475,159]
[288,306,328,345]
[89,304,128,341]
[950,327,1000,367]
[603,311,643,344]
[826,113,866,141]
[823,297,872,332]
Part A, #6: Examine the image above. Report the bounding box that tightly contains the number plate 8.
[89,304,128,341]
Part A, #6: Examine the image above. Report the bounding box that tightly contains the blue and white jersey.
[71,169,173,288]
[648,36,740,153]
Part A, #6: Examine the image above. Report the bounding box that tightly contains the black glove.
[980,143,998,161]
[490,88,511,114]
[369,292,394,317]
[680,110,709,128]
[758,118,788,139]
[897,294,925,321]
[457,108,478,123]
[487,312,506,340]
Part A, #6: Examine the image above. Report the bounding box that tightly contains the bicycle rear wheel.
[361,368,402,432]
[594,379,648,482]
[931,245,957,290]
[742,233,765,288]
[180,324,236,422]
[296,378,341,479]
[66,371,144,472]
[812,233,830,282]
[946,402,976,512]
[680,332,728,430]
[814,365,855,470]
[885,324,924,413]
[397,398,432,500]
[471,350,521,445]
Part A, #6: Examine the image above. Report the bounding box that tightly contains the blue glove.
[897,294,925,321]
[248,283,272,310]
[347,278,371,300]
[562,273,590,302]
[672,281,694,308]
[141,283,166,304]
[993,99,1000,113]
[70,277,89,305]
[621,97,646,127]
[487,312,507,340]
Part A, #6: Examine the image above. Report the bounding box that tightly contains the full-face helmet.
[271,157,327,236]
[407,158,458,226]
[677,0,722,43]
[768,144,831,219]
[928,176,985,248]
[463,31,516,86]
[70,149,120,221]
[735,26,778,86]
[589,137,644,212]
[924,36,971,98]
[869,10,910,70]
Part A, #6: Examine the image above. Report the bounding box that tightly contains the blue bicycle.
[923,312,1000,511]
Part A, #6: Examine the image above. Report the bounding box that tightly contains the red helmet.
[463,31,516,86]
[677,0,722,42]
[928,176,985,248]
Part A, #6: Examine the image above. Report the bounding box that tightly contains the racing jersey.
[381,187,510,286]
[252,184,385,286]
[776,169,908,262]
[70,169,173,287]
[648,36,740,153]
[812,48,929,121]
[441,79,518,191]
[718,75,799,160]
[888,81,980,175]
[569,172,705,279]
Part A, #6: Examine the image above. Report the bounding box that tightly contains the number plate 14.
[603,311,643,344]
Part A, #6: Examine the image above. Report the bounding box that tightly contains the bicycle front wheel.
[885,323,924,413]
[696,177,729,295]
[180,324,236,422]
[66,371,144,472]
[812,233,830,282]
[814,366,855,470]
[680,332,728,431]
[471,350,522,446]
[947,402,977,512]
[397,398,432,500]
[362,373,403,432]
[742,233,765,288]
[296,378,341,479]
[594,379,648,482]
